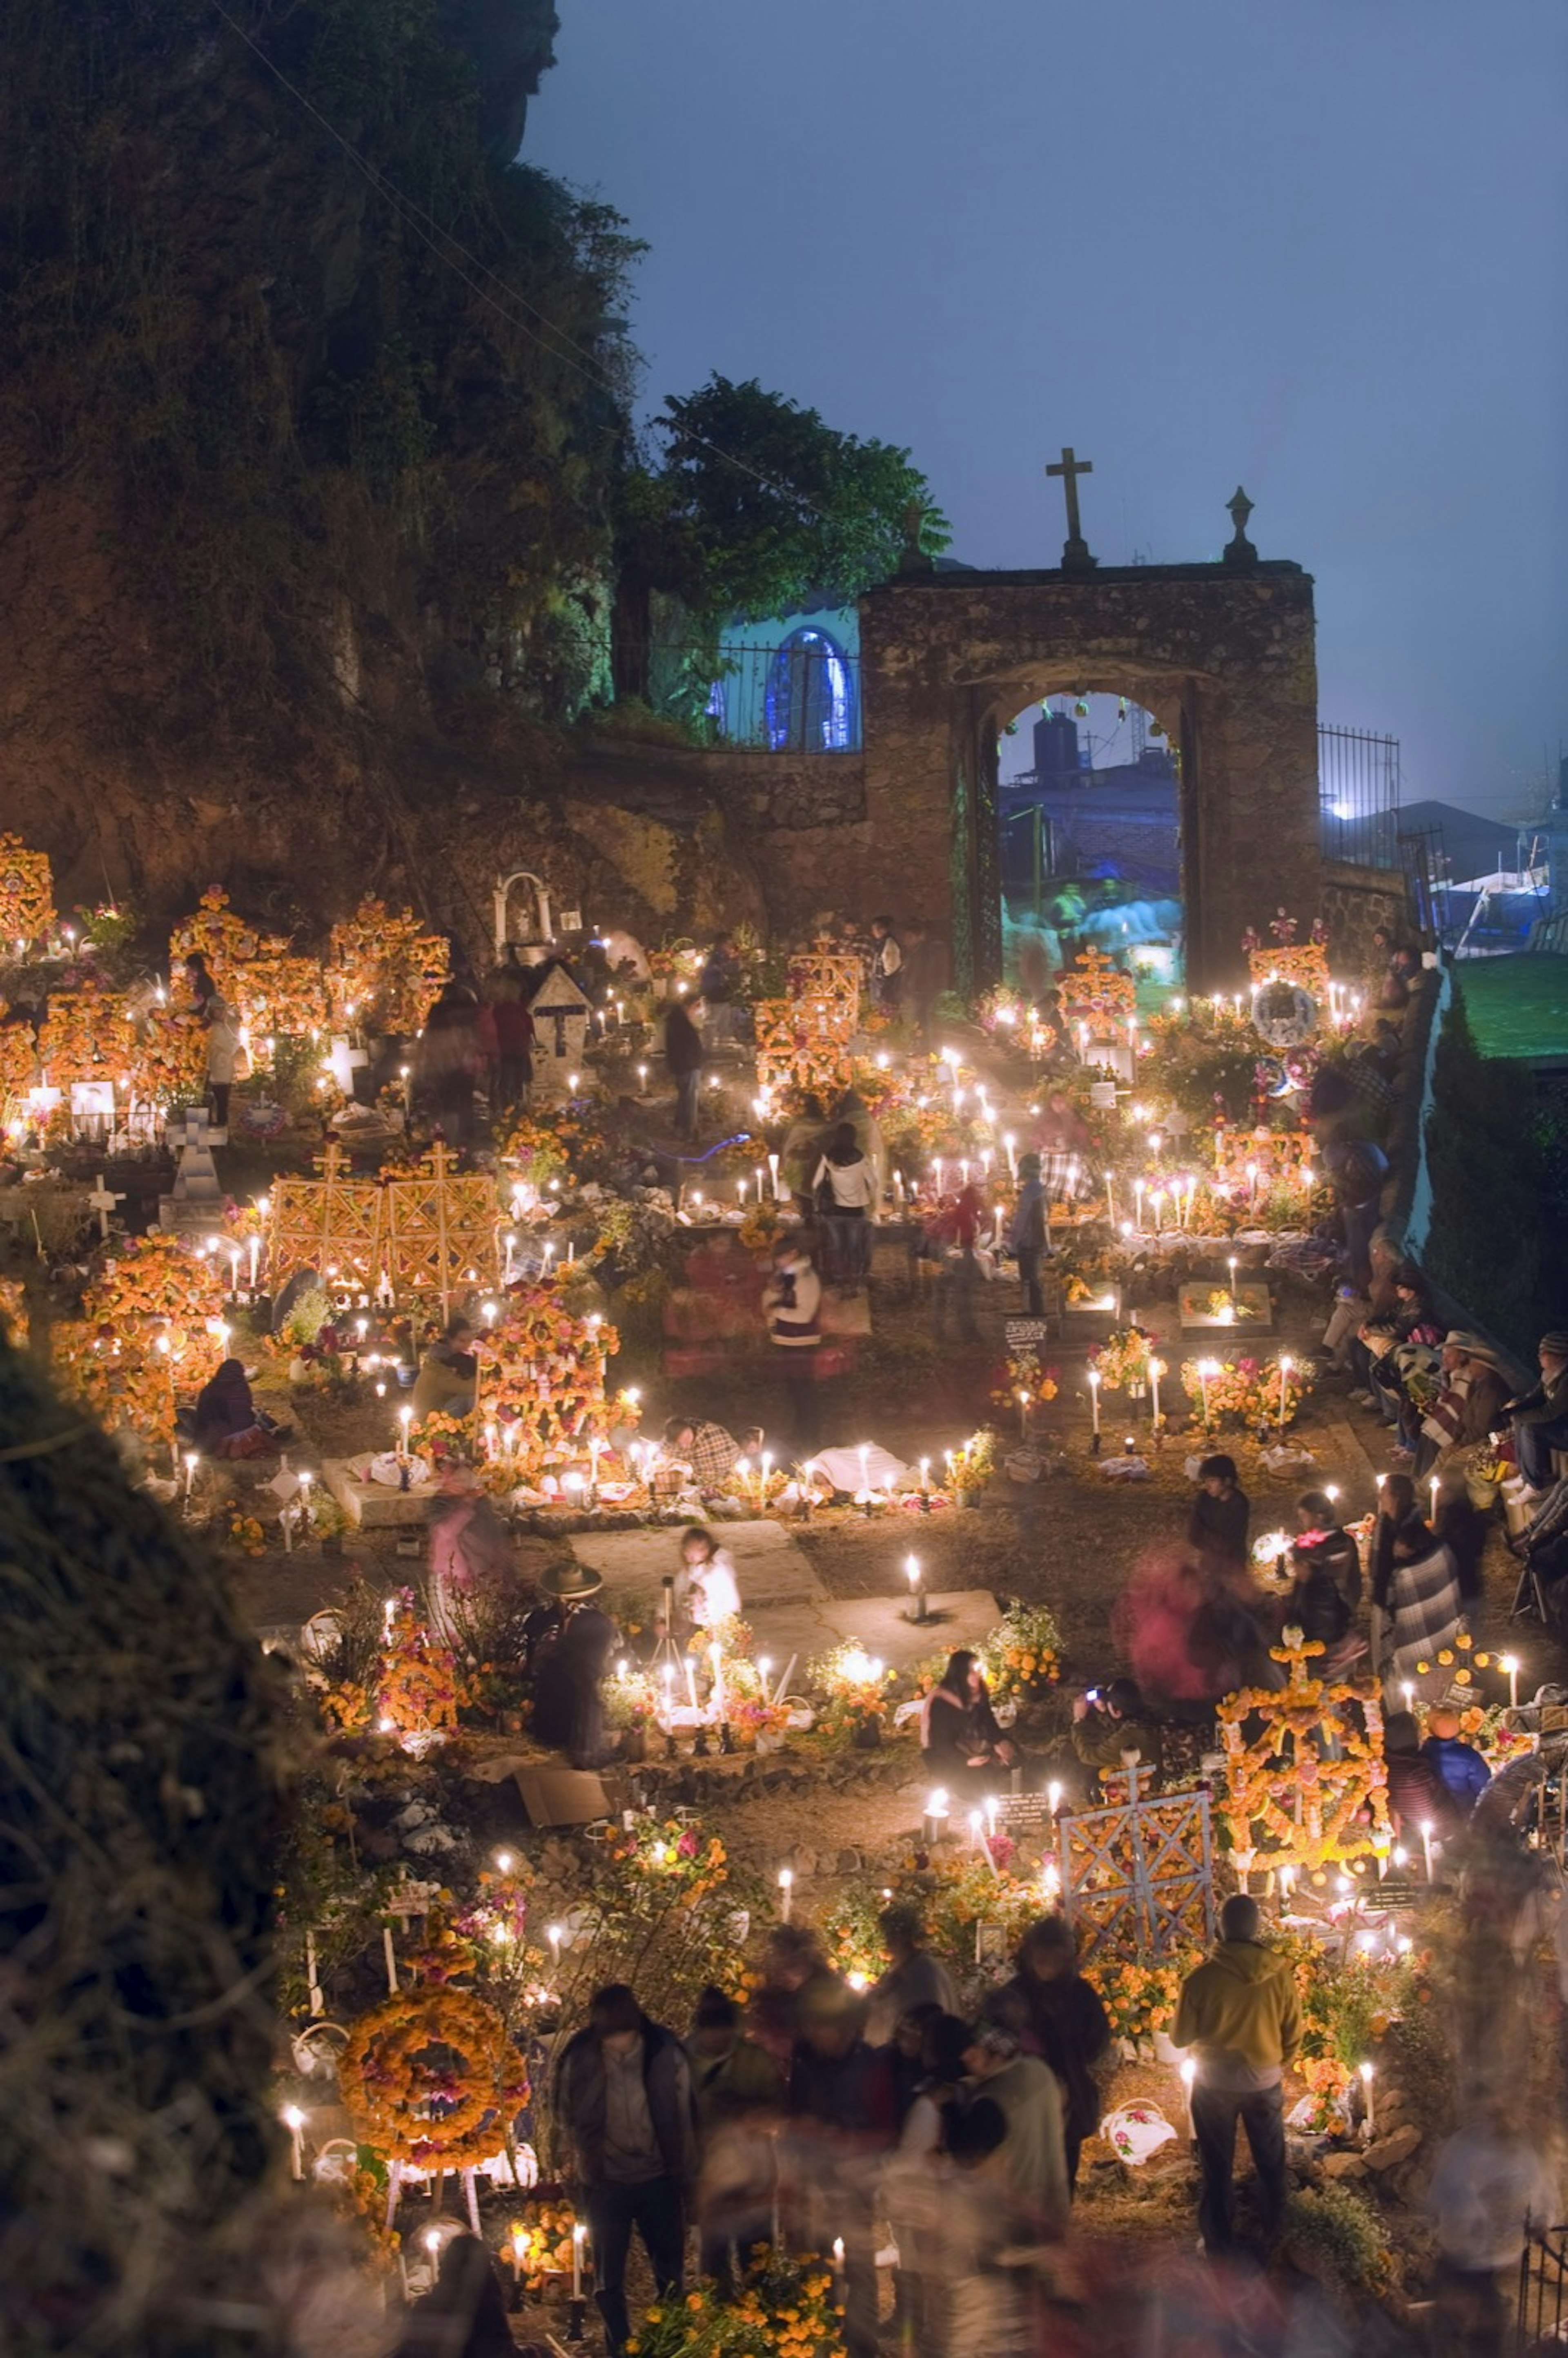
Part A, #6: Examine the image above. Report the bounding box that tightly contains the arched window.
[765,627,855,752]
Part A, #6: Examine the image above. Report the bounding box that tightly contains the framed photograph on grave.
[973,1922,1009,1972]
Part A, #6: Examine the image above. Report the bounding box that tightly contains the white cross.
[87,1171,125,1239]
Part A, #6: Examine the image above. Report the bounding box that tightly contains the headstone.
[272,1266,322,1337]
[87,1171,126,1240]
[1005,1317,1052,1351]
[158,1108,227,1235]
[325,1036,369,1099]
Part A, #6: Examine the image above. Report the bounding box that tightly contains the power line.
[207,1,841,522]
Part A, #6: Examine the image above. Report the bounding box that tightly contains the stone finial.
[897,497,936,576]
[1223,485,1258,568]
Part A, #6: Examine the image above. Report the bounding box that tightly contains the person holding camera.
[1070,1676,1162,1782]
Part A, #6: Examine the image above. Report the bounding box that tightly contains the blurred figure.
[961,2020,1070,2236]
[1006,1151,1050,1317]
[1506,1328,1568,1491]
[990,1917,1111,2194]
[664,995,706,1141]
[786,1975,897,2358]
[393,2230,515,2358]
[191,1358,282,1460]
[1381,1710,1461,1841]
[1288,1489,1362,1614]
[699,933,743,1044]
[425,1464,520,1640]
[685,1984,783,2290]
[410,1313,478,1421]
[489,971,534,1115]
[900,918,943,1048]
[869,914,902,1010]
[939,2098,1034,2358]
[1428,2100,1555,2358]
[552,1984,697,2358]
[530,1602,619,1768]
[416,983,481,1144]
[675,1524,741,1630]
[1173,1894,1300,2257]
[1187,1454,1251,1569]
[747,1923,830,2078]
[1372,1475,1463,1698]
[864,1903,956,2048]
[882,2012,972,2358]
[762,1237,824,1451]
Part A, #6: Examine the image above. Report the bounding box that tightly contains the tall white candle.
[777,1866,793,1923]
[1087,1369,1101,1438]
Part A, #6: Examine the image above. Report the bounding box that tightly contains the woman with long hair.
[919,1648,1015,1796]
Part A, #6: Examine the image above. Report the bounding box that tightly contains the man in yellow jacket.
[1173,1894,1301,2256]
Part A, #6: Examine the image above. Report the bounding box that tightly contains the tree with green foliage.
[616,374,949,646]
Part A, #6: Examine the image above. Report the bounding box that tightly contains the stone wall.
[676,749,867,833]
[1319,861,1419,974]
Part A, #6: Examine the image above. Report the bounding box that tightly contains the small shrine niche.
[523,960,593,1102]
[492,869,555,963]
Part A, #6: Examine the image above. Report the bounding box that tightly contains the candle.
[1401,1680,1414,1714]
[1047,1780,1062,1819]
[969,1810,1000,1881]
[548,1922,563,1969]
[778,1867,793,1923]
[1149,1356,1163,1431]
[1429,1472,1440,1521]
[281,2103,306,2181]
[922,1787,949,1845]
[1087,1368,1101,1438]
[1197,1358,1219,1426]
[1419,1821,1436,1881]
[1134,1178,1145,1231]
[383,1925,399,1994]
[1227,1256,1239,1304]
[1502,1652,1520,1709]
[1276,1353,1292,1425]
[1358,2058,1375,2137]
[933,1157,944,1197]
[767,1153,780,1199]
[398,1405,412,1461]
[184,1450,198,1499]
[1105,1171,1115,1224]
[1179,2058,1196,2137]
[684,1658,699,1714]
[571,2222,585,2300]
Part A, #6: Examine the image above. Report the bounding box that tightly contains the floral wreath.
[340,1983,529,2169]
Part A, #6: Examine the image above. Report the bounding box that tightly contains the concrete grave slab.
[570,1519,826,1608]
[323,1455,439,1529]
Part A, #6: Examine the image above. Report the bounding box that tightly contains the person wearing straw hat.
[1506,1330,1568,1492]
[1408,1331,1511,1476]
[530,1561,618,1768]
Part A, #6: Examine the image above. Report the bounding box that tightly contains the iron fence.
[1319,722,1401,868]
[1516,2217,1568,2351]
[611,637,862,753]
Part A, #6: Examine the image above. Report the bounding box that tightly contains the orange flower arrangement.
[376,1591,463,1744]
[169,888,329,1038]
[38,975,138,1086]
[130,1003,211,1108]
[339,1983,529,2170]
[1217,1630,1392,1870]
[0,1012,38,1113]
[475,1281,619,1481]
[54,1233,227,1446]
[326,900,449,1035]
[0,835,56,946]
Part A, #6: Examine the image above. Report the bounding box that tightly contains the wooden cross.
[87,1170,125,1239]
[1046,446,1096,569]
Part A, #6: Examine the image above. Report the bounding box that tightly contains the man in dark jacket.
[553,1985,698,2358]
[1187,1455,1251,1568]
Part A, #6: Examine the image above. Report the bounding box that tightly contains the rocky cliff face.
[0,0,750,952]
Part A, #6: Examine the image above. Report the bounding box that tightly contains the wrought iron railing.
[1319,722,1401,868]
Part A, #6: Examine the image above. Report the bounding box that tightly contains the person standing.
[490,976,534,1117]
[762,1238,824,1451]
[699,934,743,1045]
[1007,1151,1050,1317]
[685,1985,783,2289]
[416,984,481,1146]
[900,920,943,1048]
[960,2020,1070,2237]
[664,996,706,1143]
[813,1119,879,1291]
[200,988,242,1143]
[864,1903,956,2048]
[990,1917,1111,2194]
[868,915,902,1010]
[392,2230,517,2358]
[1173,1894,1300,2257]
[552,1984,698,2358]
[786,1977,897,2358]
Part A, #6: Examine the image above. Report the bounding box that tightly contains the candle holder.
[568,2298,587,2342]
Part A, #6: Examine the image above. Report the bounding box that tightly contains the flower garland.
[339,1983,529,2170]
[0,835,56,945]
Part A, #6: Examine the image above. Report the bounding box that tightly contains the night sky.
[528,0,1568,820]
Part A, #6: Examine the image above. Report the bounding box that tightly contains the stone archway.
[856,559,1319,993]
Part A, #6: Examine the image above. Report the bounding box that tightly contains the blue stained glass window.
[765,628,854,751]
